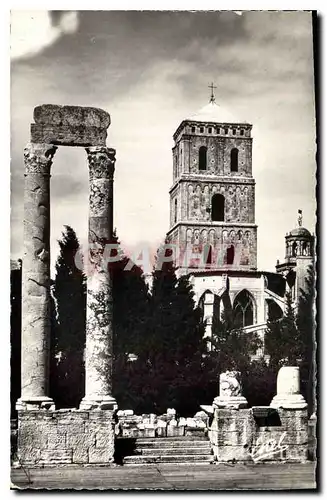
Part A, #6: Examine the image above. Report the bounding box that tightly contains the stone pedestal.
[16,409,115,466]
[16,143,57,411]
[270,366,307,409]
[213,370,248,409]
[80,146,117,410]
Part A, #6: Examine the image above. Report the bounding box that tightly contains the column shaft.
[81,146,117,410]
[17,143,57,410]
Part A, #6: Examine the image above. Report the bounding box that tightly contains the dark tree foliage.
[116,248,207,416]
[204,305,262,404]
[242,358,276,407]
[10,260,22,418]
[208,306,261,373]
[110,232,150,409]
[51,226,86,408]
[265,291,302,369]
[296,265,315,414]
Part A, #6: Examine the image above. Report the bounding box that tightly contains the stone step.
[135,438,209,448]
[137,446,212,456]
[124,454,213,465]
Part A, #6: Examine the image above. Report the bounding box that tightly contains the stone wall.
[175,135,252,177]
[209,407,308,463]
[16,409,115,466]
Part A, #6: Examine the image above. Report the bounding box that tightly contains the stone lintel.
[30,124,107,147]
[33,104,110,129]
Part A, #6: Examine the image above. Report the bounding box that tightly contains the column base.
[80,395,118,411]
[213,396,248,409]
[16,396,55,411]
[270,394,308,409]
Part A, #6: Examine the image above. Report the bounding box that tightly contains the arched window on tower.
[233,290,254,328]
[231,148,239,172]
[203,244,213,266]
[199,146,207,171]
[226,245,235,265]
[174,198,177,223]
[211,194,225,221]
[292,242,298,257]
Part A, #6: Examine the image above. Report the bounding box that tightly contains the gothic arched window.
[233,290,254,328]
[174,198,177,223]
[199,146,207,171]
[211,194,224,221]
[231,148,239,172]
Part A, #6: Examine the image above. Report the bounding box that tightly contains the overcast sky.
[10,10,316,274]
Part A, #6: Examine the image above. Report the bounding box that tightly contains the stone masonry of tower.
[166,113,257,272]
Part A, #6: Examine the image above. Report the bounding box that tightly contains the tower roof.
[286,210,313,239]
[288,227,312,238]
[187,101,249,125]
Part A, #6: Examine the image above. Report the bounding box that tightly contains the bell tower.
[166,93,257,273]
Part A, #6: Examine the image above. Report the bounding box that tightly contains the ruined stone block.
[156,425,167,438]
[66,431,95,449]
[216,445,250,462]
[167,425,185,437]
[121,426,143,438]
[47,431,67,449]
[95,432,111,448]
[185,427,207,437]
[33,104,110,129]
[39,448,73,465]
[31,124,107,147]
[72,446,89,464]
[89,446,113,464]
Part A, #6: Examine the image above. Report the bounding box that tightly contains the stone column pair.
[17,143,117,411]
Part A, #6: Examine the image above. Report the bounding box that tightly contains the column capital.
[24,143,57,175]
[85,146,116,180]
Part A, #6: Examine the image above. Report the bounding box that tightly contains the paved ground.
[11,462,316,490]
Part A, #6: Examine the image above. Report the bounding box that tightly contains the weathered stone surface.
[167,425,185,437]
[270,367,307,409]
[72,446,88,464]
[213,371,248,409]
[33,104,110,128]
[81,147,117,410]
[185,427,207,437]
[216,445,249,462]
[17,410,115,466]
[89,446,113,464]
[31,124,108,147]
[143,427,156,438]
[39,449,72,464]
[17,143,57,410]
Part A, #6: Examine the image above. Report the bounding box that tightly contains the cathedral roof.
[187,100,249,125]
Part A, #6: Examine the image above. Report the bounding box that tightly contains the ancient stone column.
[270,366,307,409]
[16,143,57,410]
[80,146,117,410]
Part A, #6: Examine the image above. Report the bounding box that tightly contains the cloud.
[10,11,316,274]
[10,10,79,60]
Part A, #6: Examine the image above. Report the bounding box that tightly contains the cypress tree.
[52,226,86,408]
[296,265,315,413]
